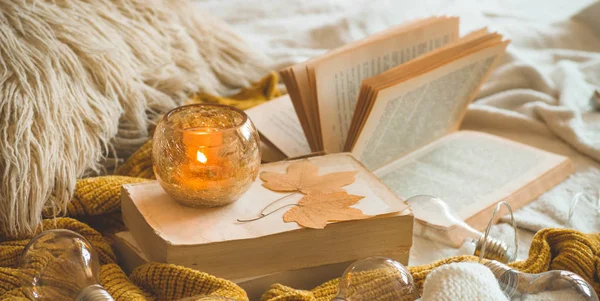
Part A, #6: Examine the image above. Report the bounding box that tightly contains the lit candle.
[178,128,235,191]
[153,104,260,207]
[182,127,222,165]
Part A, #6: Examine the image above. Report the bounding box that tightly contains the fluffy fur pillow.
[0,0,267,236]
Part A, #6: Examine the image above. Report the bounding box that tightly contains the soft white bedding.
[193,0,600,266]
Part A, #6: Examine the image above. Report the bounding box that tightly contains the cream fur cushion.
[0,0,267,235]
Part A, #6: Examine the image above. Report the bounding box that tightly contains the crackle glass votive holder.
[153,104,260,207]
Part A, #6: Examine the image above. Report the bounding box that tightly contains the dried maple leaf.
[260,160,357,194]
[283,192,371,229]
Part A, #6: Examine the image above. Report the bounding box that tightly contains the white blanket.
[194,0,600,265]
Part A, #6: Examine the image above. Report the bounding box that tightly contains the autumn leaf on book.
[260,160,357,194]
[283,192,371,229]
[238,159,366,226]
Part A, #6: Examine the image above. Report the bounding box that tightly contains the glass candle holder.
[153,104,261,207]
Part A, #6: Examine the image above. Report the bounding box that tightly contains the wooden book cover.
[121,153,413,280]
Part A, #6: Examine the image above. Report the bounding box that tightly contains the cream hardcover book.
[121,153,413,280]
[263,16,574,230]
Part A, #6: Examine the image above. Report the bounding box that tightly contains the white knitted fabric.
[421,262,508,301]
[420,263,592,300]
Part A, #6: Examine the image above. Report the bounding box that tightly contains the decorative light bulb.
[568,190,600,229]
[19,229,114,301]
[332,257,418,301]
[406,195,515,263]
[485,260,599,300]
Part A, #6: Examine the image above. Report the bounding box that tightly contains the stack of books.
[117,154,413,299]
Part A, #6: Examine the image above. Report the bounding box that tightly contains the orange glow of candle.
[178,127,233,191]
[182,128,223,165]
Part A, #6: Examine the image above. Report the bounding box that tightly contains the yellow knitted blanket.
[1,72,599,301]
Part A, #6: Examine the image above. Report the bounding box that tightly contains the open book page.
[279,18,431,152]
[315,18,460,153]
[373,131,571,224]
[246,95,311,158]
[281,66,320,151]
[351,42,507,171]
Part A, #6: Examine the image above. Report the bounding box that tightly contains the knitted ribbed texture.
[0,218,116,265]
[0,218,119,300]
[189,71,281,110]
[420,262,507,301]
[130,263,247,300]
[100,264,154,300]
[259,229,600,301]
[68,176,151,217]
[115,141,155,180]
[69,176,151,237]
[38,176,151,242]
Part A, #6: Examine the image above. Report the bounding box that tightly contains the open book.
[270,16,574,230]
[280,16,505,156]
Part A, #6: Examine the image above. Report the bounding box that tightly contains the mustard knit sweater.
[1,72,599,301]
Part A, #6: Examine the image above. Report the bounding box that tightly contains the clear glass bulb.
[332,257,418,301]
[568,190,600,229]
[485,260,599,300]
[19,229,114,301]
[407,195,514,263]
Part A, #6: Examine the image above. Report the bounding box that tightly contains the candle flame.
[196,150,208,164]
